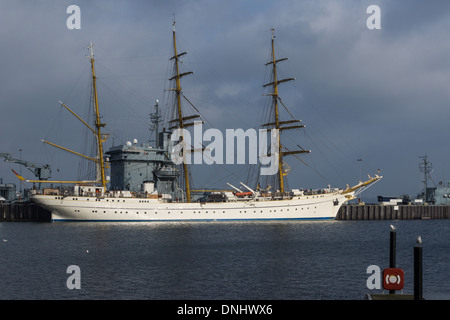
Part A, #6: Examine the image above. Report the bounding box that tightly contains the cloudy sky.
[1,0,450,200]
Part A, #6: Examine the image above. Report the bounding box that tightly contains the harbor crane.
[0,153,51,180]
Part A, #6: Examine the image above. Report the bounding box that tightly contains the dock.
[1,203,449,222]
[0,202,50,221]
[337,204,450,220]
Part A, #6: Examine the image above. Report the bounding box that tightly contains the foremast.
[263,28,310,193]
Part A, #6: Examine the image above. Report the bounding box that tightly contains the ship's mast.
[263,28,309,193]
[13,43,107,187]
[150,99,162,148]
[88,42,107,189]
[419,155,432,202]
[271,29,286,193]
[168,20,200,203]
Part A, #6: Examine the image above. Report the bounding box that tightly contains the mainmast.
[263,28,310,193]
[88,42,107,189]
[168,20,201,202]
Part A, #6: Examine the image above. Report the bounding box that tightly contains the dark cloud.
[1,0,449,200]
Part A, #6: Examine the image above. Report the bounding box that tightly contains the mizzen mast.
[14,43,108,187]
[263,28,310,193]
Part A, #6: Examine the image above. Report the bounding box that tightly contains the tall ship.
[16,23,381,221]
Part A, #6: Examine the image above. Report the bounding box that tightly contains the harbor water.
[0,219,449,300]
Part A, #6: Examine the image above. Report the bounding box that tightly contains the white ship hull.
[31,191,354,222]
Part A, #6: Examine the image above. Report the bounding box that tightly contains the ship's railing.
[30,185,343,202]
[30,187,165,199]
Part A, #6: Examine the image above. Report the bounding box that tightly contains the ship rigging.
[13,21,382,222]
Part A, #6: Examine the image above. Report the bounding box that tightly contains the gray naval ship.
[417,155,450,205]
[378,155,450,206]
[106,101,186,202]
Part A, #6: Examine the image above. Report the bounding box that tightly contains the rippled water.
[0,219,449,300]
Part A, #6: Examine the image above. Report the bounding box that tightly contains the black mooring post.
[389,228,396,294]
[414,241,423,300]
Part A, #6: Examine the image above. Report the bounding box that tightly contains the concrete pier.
[0,202,50,221]
[337,204,450,220]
